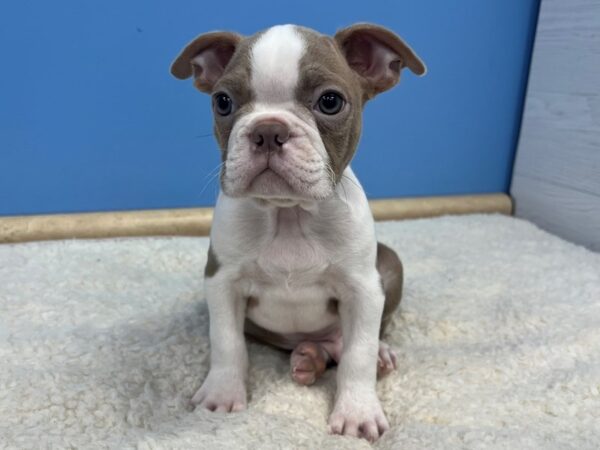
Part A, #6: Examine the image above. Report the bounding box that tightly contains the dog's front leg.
[329,270,389,441]
[191,273,248,412]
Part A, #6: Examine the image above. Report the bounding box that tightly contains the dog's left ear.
[334,24,426,97]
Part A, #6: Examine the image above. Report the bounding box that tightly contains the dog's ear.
[170,32,243,93]
[334,24,426,97]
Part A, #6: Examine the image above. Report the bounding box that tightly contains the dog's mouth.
[221,152,334,204]
[221,128,335,202]
[232,155,335,204]
[247,167,297,199]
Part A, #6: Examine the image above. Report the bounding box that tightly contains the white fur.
[206,25,390,438]
[221,108,332,200]
[200,164,389,438]
[221,26,331,201]
[213,167,375,335]
[251,25,305,104]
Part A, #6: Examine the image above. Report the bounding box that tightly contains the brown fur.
[334,23,426,98]
[171,25,425,185]
[204,245,220,278]
[170,32,243,89]
[327,298,339,315]
[376,242,404,336]
[246,296,259,309]
[295,28,365,182]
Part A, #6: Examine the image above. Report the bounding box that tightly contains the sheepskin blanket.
[1,214,599,449]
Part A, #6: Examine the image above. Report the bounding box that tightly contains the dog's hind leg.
[377,242,403,336]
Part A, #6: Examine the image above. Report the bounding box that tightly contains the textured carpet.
[1,214,599,449]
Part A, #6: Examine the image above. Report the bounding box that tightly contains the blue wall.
[0,1,539,216]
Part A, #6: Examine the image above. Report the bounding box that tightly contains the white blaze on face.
[251,25,306,103]
[223,25,332,201]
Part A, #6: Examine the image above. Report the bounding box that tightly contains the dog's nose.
[251,121,290,152]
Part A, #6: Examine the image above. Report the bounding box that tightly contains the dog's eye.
[317,92,344,115]
[213,93,233,116]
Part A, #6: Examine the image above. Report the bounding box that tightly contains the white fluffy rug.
[1,214,599,449]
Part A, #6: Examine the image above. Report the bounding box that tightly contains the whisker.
[198,162,224,196]
[341,173,361,190]
[198,171,222,197]
[340,174,349,206]
[326,164,337,187]
[324,163,349,209]
[202,161,225,182]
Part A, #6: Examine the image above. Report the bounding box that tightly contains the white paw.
[190,370,247,413]
[328,391,389,442]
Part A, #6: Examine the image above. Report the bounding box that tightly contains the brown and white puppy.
[171,23,425,441]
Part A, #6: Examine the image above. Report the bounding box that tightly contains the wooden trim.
[369,193,512,221]
[0,193,512,244]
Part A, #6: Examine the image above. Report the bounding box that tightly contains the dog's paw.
[377,341,398,378]
[190,370,247,413]
[328,392,389,442]
[290,341,328,385]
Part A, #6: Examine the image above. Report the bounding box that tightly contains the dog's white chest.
[243,207,339,334]
[246,279,337,335]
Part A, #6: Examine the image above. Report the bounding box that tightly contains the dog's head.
[172,24,425,205]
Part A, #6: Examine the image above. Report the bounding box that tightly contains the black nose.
[251,121,290,151]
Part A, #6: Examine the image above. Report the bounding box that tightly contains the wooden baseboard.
[0,193,512,244]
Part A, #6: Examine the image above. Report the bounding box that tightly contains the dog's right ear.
[170,32,243,93]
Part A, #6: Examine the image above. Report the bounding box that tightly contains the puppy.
[171,23,425,441]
